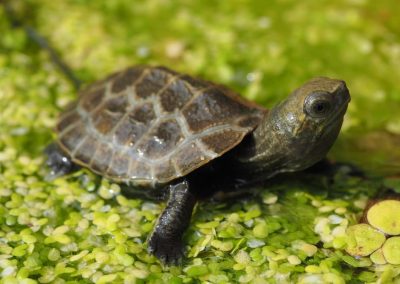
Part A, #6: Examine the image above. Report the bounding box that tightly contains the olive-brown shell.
[56,66,266,186]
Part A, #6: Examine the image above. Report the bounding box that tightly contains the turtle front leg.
[148,179,196,265]
[44,143,79,180]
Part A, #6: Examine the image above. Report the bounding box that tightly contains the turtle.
[45,65,350,264]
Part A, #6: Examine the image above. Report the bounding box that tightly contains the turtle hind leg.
[44,143,79,180]
[148,179,197,265]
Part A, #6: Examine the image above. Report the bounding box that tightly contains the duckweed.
[2,0,400,282]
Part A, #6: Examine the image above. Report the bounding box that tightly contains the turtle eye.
[304,92,333,118]
[311,100,331,114]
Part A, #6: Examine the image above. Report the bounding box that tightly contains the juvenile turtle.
[46,65,350,264]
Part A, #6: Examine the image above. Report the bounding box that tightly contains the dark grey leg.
[148,179,196,265]
[44,143,79,179]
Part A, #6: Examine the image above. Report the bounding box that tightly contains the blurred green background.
[2,0,400,174]
[1,0,400,283]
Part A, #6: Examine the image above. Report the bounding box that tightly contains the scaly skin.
[233,77,350,178]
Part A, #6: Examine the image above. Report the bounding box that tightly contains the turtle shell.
[56,66,266,186]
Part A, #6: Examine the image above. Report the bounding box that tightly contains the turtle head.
[268,77,351,171]
[234,77,350,176]
[281,77,350,134]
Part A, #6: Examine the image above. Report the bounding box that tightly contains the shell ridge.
[146,123,248,167]
[88,142,100,167]
[171,158,183,177]
[180,85,213,112]
[145,73,182,116]
[123,68,150,106]
[194,140,218,159]
[86,82,112,115]
[127,157,136,179]
[127,95,164,154]
[58,116,82,138]
[175,111,218,159]
[57,105,86,137]
[86,71,181,147]
[152,94,164,120]
[122,73,186,160]
[107,68,150,132]
[126,86,138,107]
[70,135,88,156]
[57,66,265,185]
[70,99,252,170]
[67,111,252,182]
[149,165,155,183]
[57,105,77,122]
[79,68,126,95]
[87,111,181,165]
[58,126,89,165]
[99,73,181,143]
[74,94,144,151]
[104,149,116,175]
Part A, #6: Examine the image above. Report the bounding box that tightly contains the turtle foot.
[148,233,184,266]
[44,143,79,180]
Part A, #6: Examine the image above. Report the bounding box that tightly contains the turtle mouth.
[315,100,349,140]
[327,100,349,126]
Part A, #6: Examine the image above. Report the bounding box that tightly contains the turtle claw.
[148,233,184,266]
